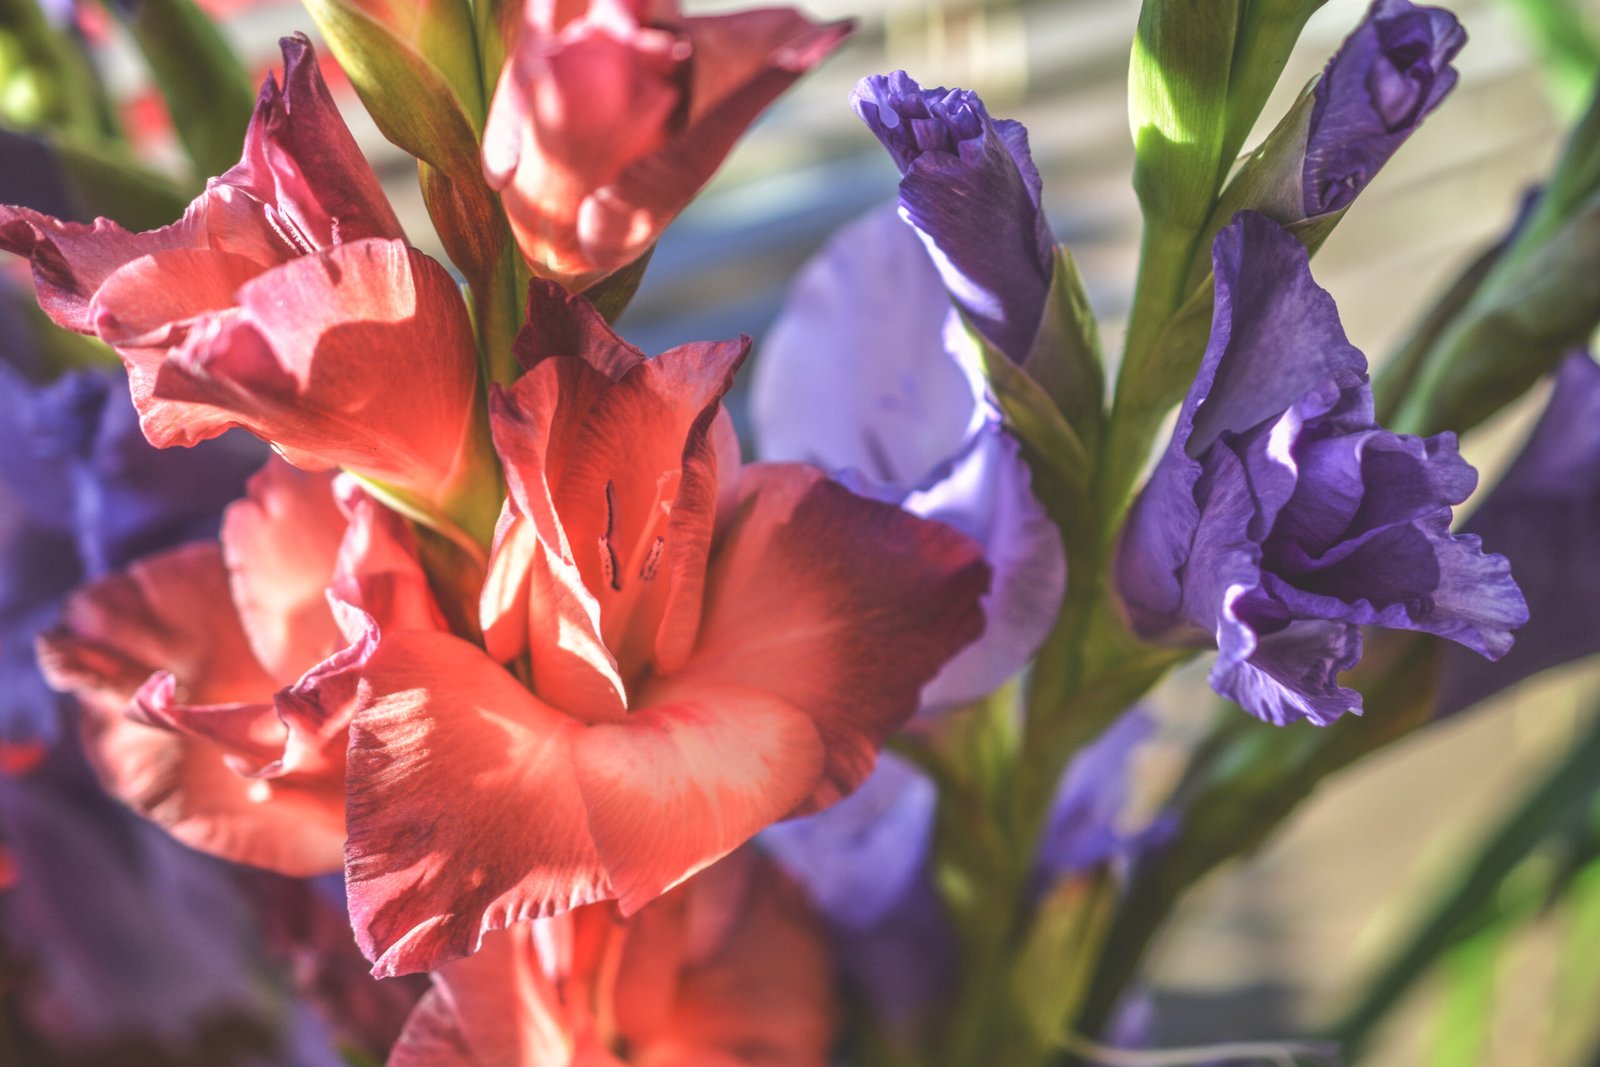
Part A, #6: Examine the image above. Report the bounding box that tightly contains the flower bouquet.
[1,0,1597,1063]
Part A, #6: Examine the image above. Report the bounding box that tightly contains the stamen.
[599,535,621,591]
[264,205,317,256]
[599,480,622,591]
[639,536,665,581]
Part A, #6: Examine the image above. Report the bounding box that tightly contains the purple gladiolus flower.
[852,72,1055,363]
[1304,0,1465,217]
[753,204,1065,710]
[1437,353,1600,717]
[1116,212,1526,727]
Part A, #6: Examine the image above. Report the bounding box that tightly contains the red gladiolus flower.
[481,0,851,289]
[388,848,838,1067]
[342,282,989,975]
[0,35,485,516]
[37,460,444,876]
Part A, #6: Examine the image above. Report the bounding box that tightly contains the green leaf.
[1324,707,1600,1059]
[583,245,656,324]
[1011,874,1116,1053]
[0,0,117,134]
[1391,187,1600,437]
[299,0,500,271]
[107,0,255,179]
[947,317,1090,502]
[47,130,192,228]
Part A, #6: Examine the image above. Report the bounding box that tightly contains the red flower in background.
[388,848,838,1067]
[482,0,851,289]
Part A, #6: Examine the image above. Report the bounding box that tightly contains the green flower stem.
[1065,635,1439,1055]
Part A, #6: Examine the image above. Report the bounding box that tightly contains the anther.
[639,536,665,581]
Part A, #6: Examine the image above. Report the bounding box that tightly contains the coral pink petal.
[0,208,205,334]
[631,856,837,1067]
[223,34,407,250]
[344,632,612,976]
[590,14,850,262]
[510,280,647,379]
[35,543,347,875]
[222,459,346,686]
[90,248,268,347]
[682,464,989,808]
[332,482,451,638]
[81,707,345,875]
[390,924,572,1067]
[484,15,686,279]
[572,680,824,915]
[550,334,747,672]
[38,542,278,708]
[681,10,851,127]
[148,238,478,502]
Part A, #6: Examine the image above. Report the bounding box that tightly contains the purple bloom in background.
[1036,709,1176,881]
[852,72,1055,364]
[1437,353,1600,717]
[1304,0,1465,217]
[0,282,357,1063]
[1116,212,1526,727]
[0,350,263,742]
[0,745,315,1066]
[763,711,1165,1038]
[753,204,1065,709]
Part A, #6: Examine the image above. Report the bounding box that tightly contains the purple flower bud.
[1304,0,1465,216]
[852,72,1055,363]
[1437,353,1600,716]
[1116,212,1526,726]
